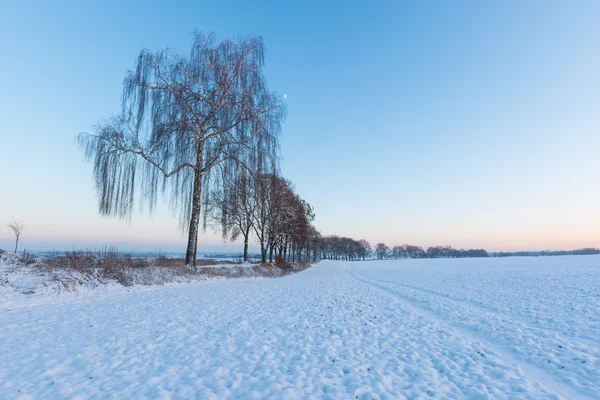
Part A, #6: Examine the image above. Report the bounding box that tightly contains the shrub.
[275,256,293,271]
[52,251,99,270]
[21,251,36,265]
[154,256,185,268]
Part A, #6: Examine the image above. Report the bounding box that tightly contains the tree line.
[209,172,317,264]
[492,248,600,257]
[374,244,489,259]
[318,236,372,261]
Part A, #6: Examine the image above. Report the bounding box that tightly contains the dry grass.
[196,262,311,278]
[2,250,314,289]
[154,257,237,268]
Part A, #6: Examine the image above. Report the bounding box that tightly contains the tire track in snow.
[353,271,600,381]
[362,275,600,349]
[344,265,595,400]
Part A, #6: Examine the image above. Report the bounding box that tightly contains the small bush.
[52,251,99,270]
[154,256,186,268]
[21,251,36,265]
[199,258,236,266]
[275,256,293,271]
[101,255,150,286]
[103,264,133,286]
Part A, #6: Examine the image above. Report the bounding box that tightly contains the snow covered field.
[1,256,599,399]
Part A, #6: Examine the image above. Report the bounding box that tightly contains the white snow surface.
[1,256,599,399]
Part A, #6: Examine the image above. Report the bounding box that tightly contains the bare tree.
[318,236,370,261]
[251,174,293,263]
[358,239,371,260]
[392,245,402,259]
[306,225,322,262]
[78,32,286,268]
[283,196,314,263]
[375,243,389,260]
[209,171,256,262]
[7,220,23,253]
[247,173,314,264]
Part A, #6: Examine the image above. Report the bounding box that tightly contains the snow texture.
[1,256,599,399]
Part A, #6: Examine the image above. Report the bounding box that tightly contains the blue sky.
[1,0,599,252]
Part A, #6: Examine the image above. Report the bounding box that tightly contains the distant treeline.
[491,248,600,257]
[347,243,600,261]
[318,238,491,261]
[376,244,488,260]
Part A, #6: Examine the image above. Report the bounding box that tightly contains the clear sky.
[1,0,599,252]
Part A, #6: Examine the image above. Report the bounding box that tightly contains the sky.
[1,0,599,253]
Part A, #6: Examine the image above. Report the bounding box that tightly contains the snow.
[1,256,599,399]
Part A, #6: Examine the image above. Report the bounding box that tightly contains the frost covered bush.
[102,255,150,286]
[51,251,99,270]
[21,251,36,265]
[155,255,178,267]
[275,256,293,272]
[0,250,36,266]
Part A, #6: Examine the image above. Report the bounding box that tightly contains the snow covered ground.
[1,256,599,399]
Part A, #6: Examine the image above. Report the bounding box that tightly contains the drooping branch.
[78,31,286,267]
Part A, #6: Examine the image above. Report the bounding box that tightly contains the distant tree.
[423,245,488,258]
[7,220,23,253]
[340,237,360,261]
[358,239,372,260]
[457,248,489,258]
[400,244,426,258]
[573,248,600,256]
[306,226,322,262]
[78,32,286,269]
[392,245,401,259]
[375,243,389,260]
[426,246,448,258]
[318,236,359,261]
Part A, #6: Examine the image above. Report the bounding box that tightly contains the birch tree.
[78,32,285,268]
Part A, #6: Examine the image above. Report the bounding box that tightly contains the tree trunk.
[185,169,202,269]
[14,239,18,253]
[261,244,267,264]
[243,226,250,262]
